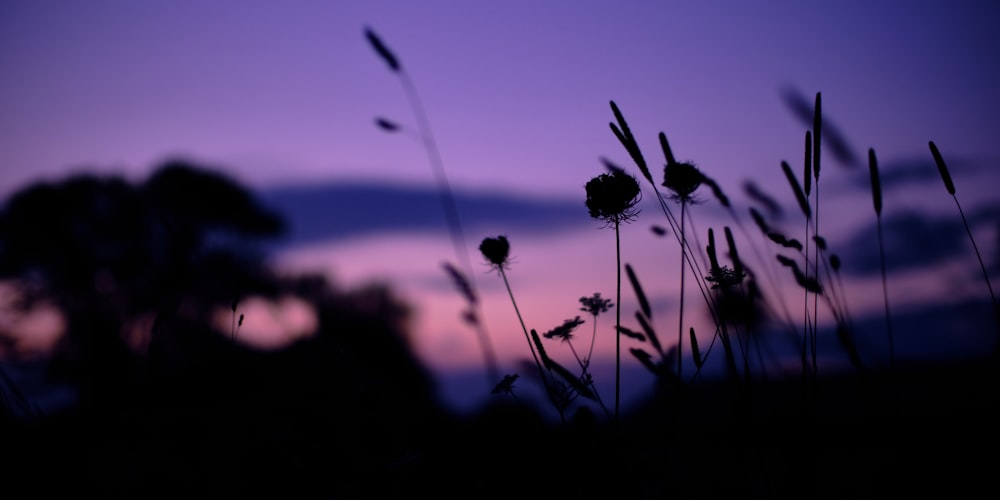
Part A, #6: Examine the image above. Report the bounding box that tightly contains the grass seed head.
[868,148,883,215]
[364,27,400,72]
[929,141,956,195]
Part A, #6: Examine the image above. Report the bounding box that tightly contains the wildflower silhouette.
[542,314,611,417]
[662,160,705,203]
[585,167,641,227]
[491,374,520,399]
[705,265,747,290]
[479,235,511,270]
[585,164,639,422]
[479,235,560,420]
[579,293,614,417]
[542,316,585,343]
[580,293,613,317]
[662,155,705,380]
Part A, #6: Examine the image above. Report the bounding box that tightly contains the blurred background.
[2,0,999,417]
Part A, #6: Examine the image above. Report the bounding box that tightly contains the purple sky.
[2,1,999,412]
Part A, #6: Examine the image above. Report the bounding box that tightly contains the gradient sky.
[3,0,999,412]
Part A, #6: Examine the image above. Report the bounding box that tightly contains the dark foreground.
[3,357,997,499]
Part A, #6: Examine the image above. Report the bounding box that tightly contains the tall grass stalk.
[781,160,815,374]
[868,148,894,366]
[365,27,499,385]
[811,92,823,376]
[802,130,814,377]
[929,141,1000,339]
[607,102,739,380]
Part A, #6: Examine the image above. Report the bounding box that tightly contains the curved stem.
[586,317,598,369]
[876,216,894,367]
[499,269,546,384]
[953,196,1000,338]
[398,69,500,387]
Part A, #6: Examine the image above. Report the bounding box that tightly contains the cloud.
[843,156,984,193]
[837,211,969,276]
[259,181,589,248]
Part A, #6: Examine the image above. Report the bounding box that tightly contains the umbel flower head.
[705,265,747,290]
[585,167,641,226]
[579,293,613,316]
[662,161,705,202]
[479,235,510,269]
[542,316,585,343]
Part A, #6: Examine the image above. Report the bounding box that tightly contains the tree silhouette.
[0,161,447,496]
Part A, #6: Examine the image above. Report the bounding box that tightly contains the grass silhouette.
[0,25,997,499]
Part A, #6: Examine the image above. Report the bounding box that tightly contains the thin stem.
[586,317,598,369]
[614,221,622,424]
[952,196,1000,337]
[396,69,500,387]
[499,268,544,372]
[399,71,469,275]
[728,206,803,369]
[803,197,812,376]
[499,268,552,407]
[677,200,687,380]
[566,339,612,418]
[813,180,820,377]
[876,216,895,367]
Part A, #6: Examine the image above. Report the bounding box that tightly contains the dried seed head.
[375,117,400,132]
[585,167,641,226]
[479,236,510,269]
[579,293,613,316]
[364,27,400,72]
[663,161,704,202]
